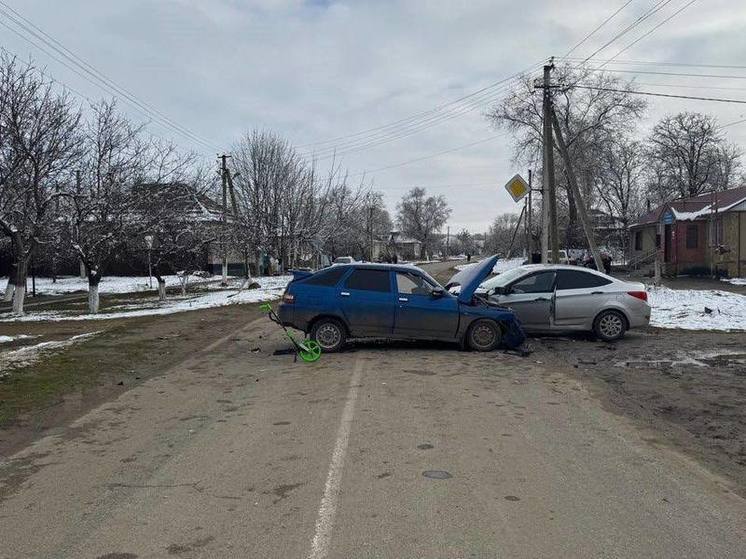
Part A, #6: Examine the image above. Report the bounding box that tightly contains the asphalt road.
[1,261,745,558]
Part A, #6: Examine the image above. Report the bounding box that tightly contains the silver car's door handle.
[340,291,350,296]
[534,297,549,302]
[591,291,603,295]
[398,297,408,302]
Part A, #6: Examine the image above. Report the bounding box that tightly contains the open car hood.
[446,255,498,304]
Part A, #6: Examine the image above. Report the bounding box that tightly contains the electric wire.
[582,0,674,62]
[597,0,699,68]
[0,2,221,152]
[564,0,635,58]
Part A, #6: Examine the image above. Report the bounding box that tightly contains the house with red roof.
[629,185,746,277]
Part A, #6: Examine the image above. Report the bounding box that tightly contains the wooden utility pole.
[219,154,231,285]
[526,169,533,257]
[538,62,558,263]
[550,108,604,272]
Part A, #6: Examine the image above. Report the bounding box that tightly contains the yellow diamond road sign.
[504,173,529,203]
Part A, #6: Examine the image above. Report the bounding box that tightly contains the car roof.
[331,262,424,273]
[505,263,617,279]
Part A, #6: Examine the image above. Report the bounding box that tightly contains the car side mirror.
[431,286,445,297]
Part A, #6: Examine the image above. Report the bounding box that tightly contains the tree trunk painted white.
[3,281,14,302]
[11,284,25,315]
[158,279,166,300]
[88,283,100,314]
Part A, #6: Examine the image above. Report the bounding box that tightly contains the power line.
[598,0,699,67]
[571,84,746,104]
[297,62,542,149]
[561,57,746,71]
[349,135,502,177]
[305,78,526,161]
[720,116,746,129]
[564,0,635,58]
[0,2,221,152]
[583,0,674,62]
[609,81,746,92]
[297,62,543,160]
[573,66,746,80]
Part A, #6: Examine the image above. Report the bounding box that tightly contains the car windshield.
[479,267,529,290]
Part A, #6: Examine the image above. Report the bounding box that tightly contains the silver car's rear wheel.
[593,310,626,342]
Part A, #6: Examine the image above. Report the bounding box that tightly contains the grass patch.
[0,328,151,427]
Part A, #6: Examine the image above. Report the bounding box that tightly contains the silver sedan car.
[476,264,650,341]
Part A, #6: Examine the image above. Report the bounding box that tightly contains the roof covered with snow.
[631,185,746,229]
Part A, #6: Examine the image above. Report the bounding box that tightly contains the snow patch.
[722,277,746,286]
[454,257,525,274]
[0,334,37,344]
[0,276,292,322]
[1,274,235,296]
[648,286,746,332]
[0,332,100,375]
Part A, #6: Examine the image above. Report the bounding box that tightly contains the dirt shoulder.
[423,262,746,493]
[0,302,265,456]
[537,329,746,493]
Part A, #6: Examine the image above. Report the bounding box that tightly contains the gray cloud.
[3,0,745,232]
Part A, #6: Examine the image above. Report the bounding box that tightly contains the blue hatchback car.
[277,255,526,353]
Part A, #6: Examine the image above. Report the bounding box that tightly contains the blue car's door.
[337,268,395,336]
[393,271,459,339]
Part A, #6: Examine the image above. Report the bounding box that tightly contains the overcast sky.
[2,0,745,232]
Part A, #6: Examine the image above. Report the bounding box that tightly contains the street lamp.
[144,234,154,289]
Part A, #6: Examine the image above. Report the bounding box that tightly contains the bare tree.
[487,64,647,246]
[71,100,193,313]
[396,187,451,257]
[596,135,645,253]
[485,213,524,255]
[647,112,741,199]
[0,55,82,314]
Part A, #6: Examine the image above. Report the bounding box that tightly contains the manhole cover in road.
[422,470,452,480]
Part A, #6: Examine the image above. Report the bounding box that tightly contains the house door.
[664,224,673,263]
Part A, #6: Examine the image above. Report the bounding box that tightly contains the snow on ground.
[0,276,292,322]
[0,334,36,344]
[722,277,746,286]
[648,286,746,332]
[454,257,525,274]
[0,274,233,296]
[0,332,99,375]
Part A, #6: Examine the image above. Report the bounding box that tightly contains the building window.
[634,231,643,251]
[711,218,724,246]
[686,224,699,249]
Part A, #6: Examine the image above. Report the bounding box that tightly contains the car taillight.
[282,292,295,304]
[627,291,648,302]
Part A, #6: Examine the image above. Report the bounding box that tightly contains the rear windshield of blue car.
[304,266,348,286]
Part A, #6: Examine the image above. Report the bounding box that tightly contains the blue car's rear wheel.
[310,318,346,353]
[467,319,501,352]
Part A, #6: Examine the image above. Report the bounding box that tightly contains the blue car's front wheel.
[467,319,502,352]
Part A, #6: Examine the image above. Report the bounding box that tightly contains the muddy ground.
[1,266,745,495]
[427,264,746,492]
[0,300,264,455]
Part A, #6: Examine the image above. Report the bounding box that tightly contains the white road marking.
[308,358,364,559]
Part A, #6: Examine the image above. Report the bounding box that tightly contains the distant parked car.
[278,256,526,352]
[476,264,650,341]
[332,256,356,264]
[548,250,571,265]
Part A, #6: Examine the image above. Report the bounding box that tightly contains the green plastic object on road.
[259,302,321,362]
